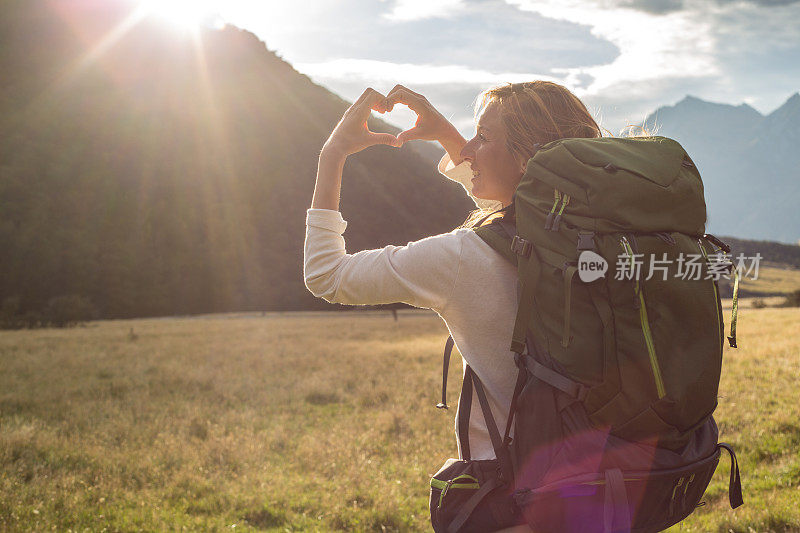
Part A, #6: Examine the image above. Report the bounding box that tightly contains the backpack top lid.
[517,136,708,235]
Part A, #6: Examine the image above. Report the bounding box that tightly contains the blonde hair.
[462,81,602,228]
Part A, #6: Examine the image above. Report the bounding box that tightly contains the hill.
[0,0,472,319]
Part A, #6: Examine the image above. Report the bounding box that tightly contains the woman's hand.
[378,85,467,163]
[313,88,400,211]
[323,88,401,158]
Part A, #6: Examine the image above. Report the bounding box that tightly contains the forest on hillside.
[0,1,473,325]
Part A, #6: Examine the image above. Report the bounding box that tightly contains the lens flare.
[138,0,220,30]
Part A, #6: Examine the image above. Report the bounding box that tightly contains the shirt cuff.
[437,153,504,212]
[306,208,348,234]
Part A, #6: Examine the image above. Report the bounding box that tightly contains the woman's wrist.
[438,129,467,166]
[320,141,348,162]
[313,144,347,211]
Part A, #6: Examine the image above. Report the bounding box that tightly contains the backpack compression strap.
[702,234,739,348]
[439,335,518,478]
[446,475,503,533]
[468,367,514,484]
[717,443,744,509]
[436,336,455,410]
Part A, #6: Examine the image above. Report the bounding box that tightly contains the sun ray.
[7,3,154,135]
[138,0,220,30]
[72,4,150,75]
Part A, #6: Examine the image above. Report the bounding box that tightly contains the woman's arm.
[311,87,400,211]
[305,86,467,311]
[303,210,464,310]
[311,148,346,211]
[312,85,469,210]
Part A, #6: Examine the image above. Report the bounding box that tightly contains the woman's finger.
[369,132,402,147]
[347,88,383,119]
[353,86,378,106]
[328,87,401,153]
[383,85,407,110]
[386,84,424,101]
[396,126,424,144]
[382,87,426,113]
[383,88,422,112]
[352,88,388,120]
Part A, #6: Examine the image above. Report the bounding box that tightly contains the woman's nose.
[460,138,476,162]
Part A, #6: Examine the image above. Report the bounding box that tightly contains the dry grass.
[671,306,800,532]
[1,308,798,532]
[736,264,800,296]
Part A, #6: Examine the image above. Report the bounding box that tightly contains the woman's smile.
[459,102,524,208]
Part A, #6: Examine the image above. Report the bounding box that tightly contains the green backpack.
[429,136,743,533]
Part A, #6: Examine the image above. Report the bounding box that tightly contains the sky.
[166,0,800,137]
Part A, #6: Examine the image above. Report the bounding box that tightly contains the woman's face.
[460,102,524,208]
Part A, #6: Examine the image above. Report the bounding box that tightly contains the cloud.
[717,0,800,5]
[294,59,559,85]
[617,0,684,14]
[506,0,800,120]
[220,0,799,135]
[294,60,564,134]
[507,0,719,92]
[225,0,617,75]
[597,0,799,14]
[382,0,466,20]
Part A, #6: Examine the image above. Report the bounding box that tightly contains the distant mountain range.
[642,94,800,244]
[0,0,796,320]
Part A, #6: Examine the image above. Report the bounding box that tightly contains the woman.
[303,81,601,528]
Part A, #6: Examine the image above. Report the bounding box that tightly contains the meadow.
[1,304,799,532]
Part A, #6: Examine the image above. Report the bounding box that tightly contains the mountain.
[3,2,796,321]
[0,0,471,319]
[642,94,800,243]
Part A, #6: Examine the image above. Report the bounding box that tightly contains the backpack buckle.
[511,235,532,257]
[702,233,731,254]
[577,231,596,251]
[576,385,589,402]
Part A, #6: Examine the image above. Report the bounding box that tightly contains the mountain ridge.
[642,92,799,243]
[0,1,796,321]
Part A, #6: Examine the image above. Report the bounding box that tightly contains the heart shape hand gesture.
[377,84,456,145]
[324,85,462,158]
[323,88,402,157]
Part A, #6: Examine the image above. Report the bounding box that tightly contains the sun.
[137,0,220,30]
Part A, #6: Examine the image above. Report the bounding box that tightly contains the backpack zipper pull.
[544,189,561,230]
[681,474,695,511]
[728,267,739,348]
[669,476,685,516]
[551,194,570,232]
[438,479,454,509]
[620,236,640,309]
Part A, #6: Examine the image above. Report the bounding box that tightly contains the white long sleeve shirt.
[303,153,518,460]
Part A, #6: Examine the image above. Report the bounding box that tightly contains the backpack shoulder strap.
[473,222,517,266]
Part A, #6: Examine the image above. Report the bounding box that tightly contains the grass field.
[1,306,799,532]
[737,265,800,296]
